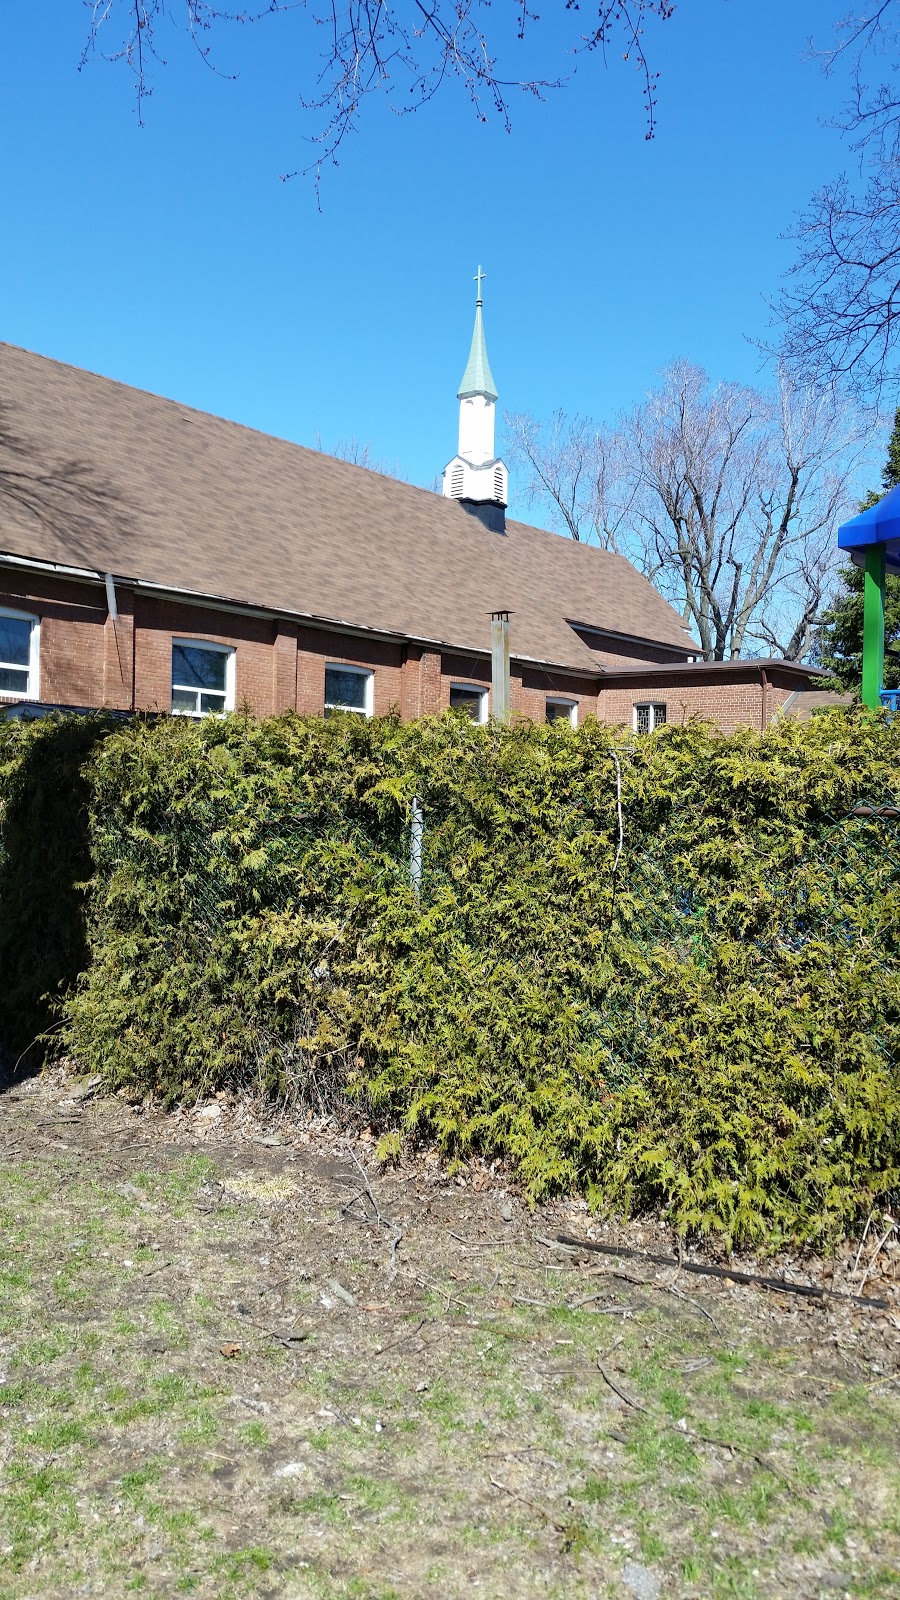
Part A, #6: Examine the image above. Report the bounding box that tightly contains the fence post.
[410,796,424,899]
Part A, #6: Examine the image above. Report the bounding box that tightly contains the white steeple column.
[442,266,509,518]
[458,393,495,465]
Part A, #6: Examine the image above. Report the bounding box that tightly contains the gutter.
[0,548,601,682]
[599,658,823,685]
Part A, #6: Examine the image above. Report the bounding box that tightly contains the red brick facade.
[598,665,801,737]
[0,569,822,732]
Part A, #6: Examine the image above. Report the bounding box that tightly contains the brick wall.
[518,666,599,724]
[133,597,278,715]
[599,669,798,735]
[0,573,109,708]
[0,568,814,733]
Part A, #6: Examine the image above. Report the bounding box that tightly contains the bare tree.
[505,410,637,549]
[80,1,675,179]
[779,3,900,396]
[313,431,405,479]
[508,364,867,661]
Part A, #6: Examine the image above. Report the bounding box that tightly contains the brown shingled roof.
[778,687,855,719]
[0,343,696,673]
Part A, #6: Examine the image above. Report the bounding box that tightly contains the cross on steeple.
[474,264,486,303]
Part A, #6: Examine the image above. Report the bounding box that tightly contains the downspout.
[104,572,128,691]
[759,664,768,732]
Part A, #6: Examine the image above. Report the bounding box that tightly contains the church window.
[171,640,235,716]
[450,683,488,723]
[325,664,373,717]
[633,702,667,734]
[0,608,40,700]
[546,697,577,727]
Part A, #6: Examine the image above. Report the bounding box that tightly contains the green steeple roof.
[457,266,498,402]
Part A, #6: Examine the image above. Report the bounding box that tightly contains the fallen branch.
[597,1355,794,1482]
[858,1219,897,1297]
[231,1303,312,1351]
[141,1258,173,1280]
[661,1277,726,1338]
[488,1475,567,1532]
[372,1315,428,1360]
[448,1231,517,1249]
[851,1214,874,1278]
[596,1360,650,1413]
[346,1146,403,1271]
[557,1234,889,1312]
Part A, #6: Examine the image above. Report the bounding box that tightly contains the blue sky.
[0,2,867,515]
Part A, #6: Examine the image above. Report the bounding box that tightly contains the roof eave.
[0,547,604,678]
[599,658,824,684]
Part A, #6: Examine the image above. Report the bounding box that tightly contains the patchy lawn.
[0,1069,898,1600]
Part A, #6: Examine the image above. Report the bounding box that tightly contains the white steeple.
[442,267,509,524]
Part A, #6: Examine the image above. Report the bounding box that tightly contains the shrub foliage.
[1,706,899,1247]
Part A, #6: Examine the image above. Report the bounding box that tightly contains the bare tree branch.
[779,3,900,396]
[505,410,639,551]
[79,0,676,183]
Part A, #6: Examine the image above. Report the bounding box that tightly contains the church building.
[0,279,829,732]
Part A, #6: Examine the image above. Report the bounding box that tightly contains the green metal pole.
[861,545,886,710]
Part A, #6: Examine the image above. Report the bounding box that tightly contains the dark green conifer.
[818,409,900,691]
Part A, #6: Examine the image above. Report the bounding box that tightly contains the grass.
[0,1093,899,1600]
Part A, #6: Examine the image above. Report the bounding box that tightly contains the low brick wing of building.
[0,329,831,734]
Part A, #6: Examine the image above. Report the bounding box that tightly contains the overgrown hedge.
[2,706,899,1247]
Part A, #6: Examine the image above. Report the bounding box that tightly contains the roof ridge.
[0,340,698,665]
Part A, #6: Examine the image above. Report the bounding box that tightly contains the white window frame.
[324,662,374,718]
[546,697,578,727]
[633,702,667,734]
[0,607,40,702]
[449,682,488,724]
[171,638,236,718]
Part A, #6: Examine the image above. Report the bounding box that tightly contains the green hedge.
[1,706,899,1247]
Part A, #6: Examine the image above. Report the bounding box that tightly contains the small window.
[633,702,667,734]
[450,683,488,723]
[171,640,235,717]
[0,608,39,700]
[546,698,577,727]
[324,664,373,717]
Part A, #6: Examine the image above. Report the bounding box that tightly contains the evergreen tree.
[818,408,900,692]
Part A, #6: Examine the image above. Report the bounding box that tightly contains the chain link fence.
[101,785,900,1094]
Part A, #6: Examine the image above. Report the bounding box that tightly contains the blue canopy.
[838,483,900,573]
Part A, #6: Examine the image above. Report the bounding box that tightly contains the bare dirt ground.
[1,1067,899,1600]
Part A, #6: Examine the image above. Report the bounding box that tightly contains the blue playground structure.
[837,484,900,709]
